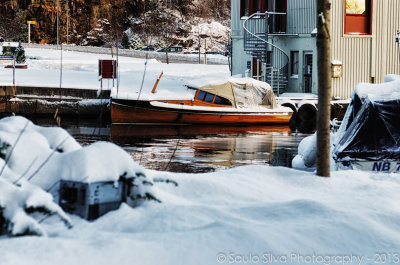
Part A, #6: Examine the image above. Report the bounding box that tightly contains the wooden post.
[198,35,201,64]
[204,39,207,65]
[316,0,331,177]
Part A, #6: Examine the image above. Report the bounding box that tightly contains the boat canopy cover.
[198,77,277,108]
[334,78,400,161]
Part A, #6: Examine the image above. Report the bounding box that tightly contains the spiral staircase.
[243,12,289,94]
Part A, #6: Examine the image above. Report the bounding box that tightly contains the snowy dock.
[0,85,110,118]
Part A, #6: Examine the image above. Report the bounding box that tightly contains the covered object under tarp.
[333,79,400,162]
[196,77,277,108]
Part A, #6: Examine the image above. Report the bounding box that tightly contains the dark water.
[34,118,313,173]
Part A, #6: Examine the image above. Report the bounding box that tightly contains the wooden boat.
[111,77,293,125]
[110,124,291,142]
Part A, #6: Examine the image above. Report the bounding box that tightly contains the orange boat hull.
[111,99,292,125]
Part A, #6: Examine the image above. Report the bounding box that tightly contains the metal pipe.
[396,30,400,65]
[66,0,69,44]
[57,0,59,48]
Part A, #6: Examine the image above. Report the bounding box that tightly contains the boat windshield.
[214,96,231,106]
[196,90,231,106]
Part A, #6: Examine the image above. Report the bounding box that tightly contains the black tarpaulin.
[335,97,400,161]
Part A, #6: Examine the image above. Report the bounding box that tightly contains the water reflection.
[33,118,313,173]
[110,124,311,172]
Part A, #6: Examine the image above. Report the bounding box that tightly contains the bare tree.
[0,11,26,42]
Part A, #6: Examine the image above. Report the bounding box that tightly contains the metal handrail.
[243,12,289,75]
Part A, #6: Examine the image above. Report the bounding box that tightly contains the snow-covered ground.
[1,116,400,265]
[0,48,230,100]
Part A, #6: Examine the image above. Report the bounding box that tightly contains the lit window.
[346,0,366,14]
[344,0,372,35]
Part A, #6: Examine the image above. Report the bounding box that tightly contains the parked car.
[183,51,199,55]
[140,46,155,51]
[156,46,183,53]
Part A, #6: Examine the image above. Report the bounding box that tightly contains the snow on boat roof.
[187,77,272,91]
[354,78,400,101]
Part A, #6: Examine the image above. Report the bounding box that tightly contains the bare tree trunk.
[316,0,332,177]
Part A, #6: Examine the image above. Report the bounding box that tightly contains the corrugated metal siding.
[231,0,242,36]
[372,0,400,84]
[287,0,317,34]
[331,0,400,99]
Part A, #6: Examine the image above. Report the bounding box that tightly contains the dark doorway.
[303,52,313,93]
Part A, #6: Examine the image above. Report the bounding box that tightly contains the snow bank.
[0,116,146,190]
[0,116,150,236]
[0,177,71,236]
[2,165,400,264]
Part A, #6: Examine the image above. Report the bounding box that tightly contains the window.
[204,93,215,103]
[214,96,232,106]
[196,91,216,103]
[196,91,206,101]
[344,0,372,35]
[240,0,268,17]
[290,51,299,76]
[274,0,287,33]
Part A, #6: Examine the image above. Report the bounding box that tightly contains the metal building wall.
[371,0,400,84]
[331,0,400,99]
[287,0,317,34]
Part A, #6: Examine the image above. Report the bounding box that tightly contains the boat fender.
[297,100,317,123]
[278,99,297,115]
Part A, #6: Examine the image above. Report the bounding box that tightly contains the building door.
[303,52,313,93]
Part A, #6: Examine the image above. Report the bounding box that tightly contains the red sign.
[99,59,117,79]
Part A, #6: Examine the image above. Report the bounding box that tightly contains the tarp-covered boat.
[111,77,293,125]
[334,78,400,172]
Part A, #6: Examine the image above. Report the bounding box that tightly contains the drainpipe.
[396,30,400,65]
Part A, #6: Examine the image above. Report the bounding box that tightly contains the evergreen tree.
[122,32,130,49]
[15,43,26,64]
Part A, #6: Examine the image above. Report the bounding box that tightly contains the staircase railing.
[243,12,289,86]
